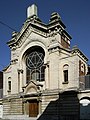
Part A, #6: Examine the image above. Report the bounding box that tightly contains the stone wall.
[3,98,23,116]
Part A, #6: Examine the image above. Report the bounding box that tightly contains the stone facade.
[3,4,90,120]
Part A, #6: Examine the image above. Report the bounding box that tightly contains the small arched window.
[8,77,11,92]
[63,64,69,83]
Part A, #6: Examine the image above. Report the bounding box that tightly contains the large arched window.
[26,46,45,84]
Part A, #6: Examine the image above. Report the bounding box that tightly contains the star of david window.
[26,49,45,83]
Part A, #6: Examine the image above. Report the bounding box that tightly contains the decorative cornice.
[7,12,72,50]
[7,23,47,50]
[48,12,66,29]
[72,46,88,61]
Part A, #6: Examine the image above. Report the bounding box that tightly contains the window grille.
[26,50,45,83]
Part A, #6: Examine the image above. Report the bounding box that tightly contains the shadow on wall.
[38,91,79,120]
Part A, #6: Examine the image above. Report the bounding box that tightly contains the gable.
[20,32,47,50]
[23,80,42,94]
[7,19,47,50]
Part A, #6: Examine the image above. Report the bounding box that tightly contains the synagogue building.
[3,4,90,120]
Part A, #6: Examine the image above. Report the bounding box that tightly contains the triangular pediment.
[23,80,43,94]
[7,17,47,50]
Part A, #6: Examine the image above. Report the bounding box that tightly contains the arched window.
[7,77,11,93]
[26,47,45,84]
[63,64,69,83]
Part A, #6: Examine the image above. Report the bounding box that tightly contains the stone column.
[45,63,49,89]
[18,69,23,92]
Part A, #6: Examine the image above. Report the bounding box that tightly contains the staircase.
[2,115,37,120]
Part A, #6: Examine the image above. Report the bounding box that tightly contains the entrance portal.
[29,100,39,117]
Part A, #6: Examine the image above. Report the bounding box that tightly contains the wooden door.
[29,100,39,117]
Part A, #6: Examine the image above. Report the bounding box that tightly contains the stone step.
[2,115,37,120]
[0,118,37,120]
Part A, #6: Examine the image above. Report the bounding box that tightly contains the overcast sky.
[0,0,90,71]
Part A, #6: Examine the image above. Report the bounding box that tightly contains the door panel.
[29,100,39,117]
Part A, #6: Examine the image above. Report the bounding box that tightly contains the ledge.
[7,90,11,92]
[62,81,69,84]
